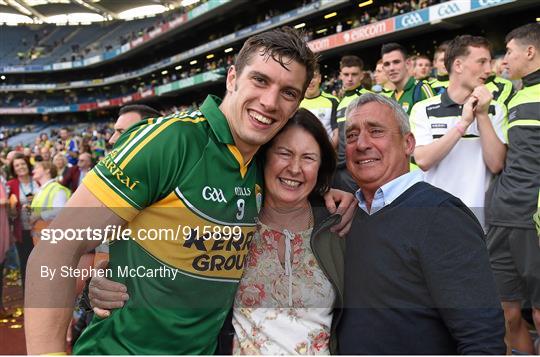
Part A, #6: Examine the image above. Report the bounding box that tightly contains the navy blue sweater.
[338,182,505,355]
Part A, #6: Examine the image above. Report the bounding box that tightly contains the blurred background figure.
[6,153,38,290]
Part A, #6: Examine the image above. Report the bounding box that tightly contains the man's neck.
[394,76,410,92]
[219,100,257,164]
[344,84,361,93]
[38,177,53,186]
[522,63,540,80]
[360,168,411,213]
[446,82,472,105]
[362,191,376,212]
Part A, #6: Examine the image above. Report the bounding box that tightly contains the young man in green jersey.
[381,43,434,115]
[25,27,355,355]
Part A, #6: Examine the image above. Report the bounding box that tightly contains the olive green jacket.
[311,208,346,355]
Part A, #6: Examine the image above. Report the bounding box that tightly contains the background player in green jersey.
[381,43,434,115]
[25,27,356,355]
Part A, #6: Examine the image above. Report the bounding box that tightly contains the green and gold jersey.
[390,76,434,115]
[73,95,262,355]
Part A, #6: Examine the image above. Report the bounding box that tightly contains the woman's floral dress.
[232,221,335,355]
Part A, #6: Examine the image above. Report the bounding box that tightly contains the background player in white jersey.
[410,35,507,228]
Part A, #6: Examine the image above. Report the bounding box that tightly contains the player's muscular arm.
[25,184,126,354]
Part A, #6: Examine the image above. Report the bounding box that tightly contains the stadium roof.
[0,0,198,24]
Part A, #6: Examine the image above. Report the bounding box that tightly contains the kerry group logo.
[202,186,227,203]
[471,0,513,10]
[429,0,470,21]
[396,9,429,30]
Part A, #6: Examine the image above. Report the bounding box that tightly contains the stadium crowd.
[2,0,450,111]
[0,21,539,355]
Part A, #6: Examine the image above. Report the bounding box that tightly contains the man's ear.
[226,65,237,93]
[405,58,413,71]
[404,132,416,156]
[452,58,462,75]
[526,44,536,61]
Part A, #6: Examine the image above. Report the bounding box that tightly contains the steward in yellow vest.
[30,161,71,244]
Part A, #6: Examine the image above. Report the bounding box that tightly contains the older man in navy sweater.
[336,93,506,354]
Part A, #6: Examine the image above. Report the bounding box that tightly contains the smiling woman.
[231,108,341,355]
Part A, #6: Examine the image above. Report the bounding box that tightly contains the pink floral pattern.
[232,223,335,355]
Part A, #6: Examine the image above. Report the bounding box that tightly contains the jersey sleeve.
[491,101,508,144]
[420,81,435,99]
[410,102,433,146]
[83,117,192,221]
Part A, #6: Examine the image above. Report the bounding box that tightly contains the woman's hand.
[88,260,129,318]
[323,189,358,237]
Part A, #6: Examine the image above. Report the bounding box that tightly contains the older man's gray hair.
[345,93,411,135]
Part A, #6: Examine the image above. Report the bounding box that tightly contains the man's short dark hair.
[234,26,318,95]
[340,55,364,70]
[118,105,160,120]
[445,35,492,75]
[313,62,320,75]
[505,23,540,50]
[381,43,407,59]
[258,108,336,198]
[415,54,431,63]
